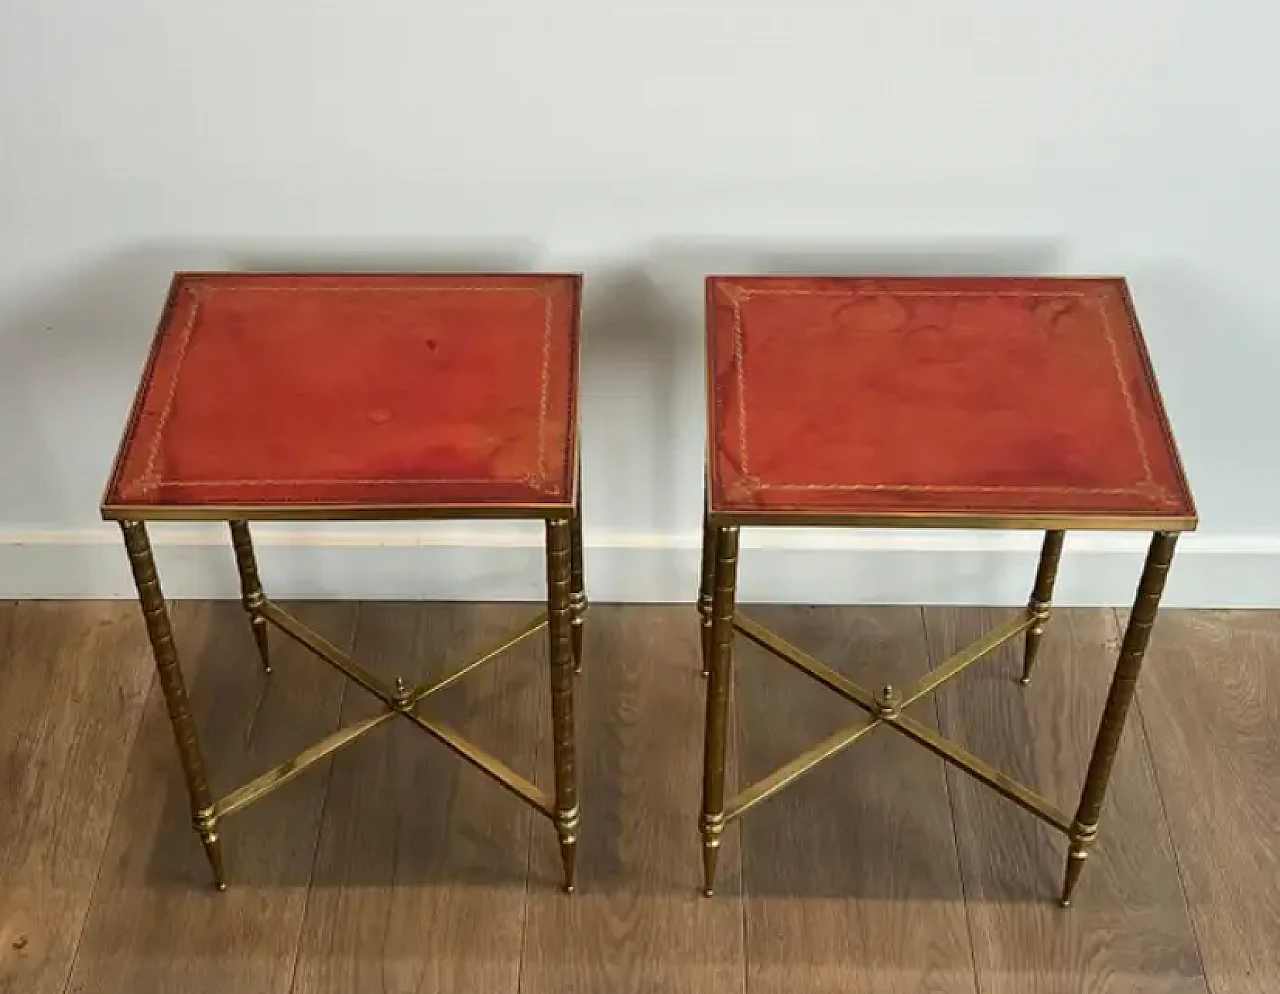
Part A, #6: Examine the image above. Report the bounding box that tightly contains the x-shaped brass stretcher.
[212,603,555,822]
[117,517,583,895]
[698,525,1178,907]
[723,611,1071,833]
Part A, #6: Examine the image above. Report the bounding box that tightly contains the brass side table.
[696,275,1196,905]
[103,272,585,892]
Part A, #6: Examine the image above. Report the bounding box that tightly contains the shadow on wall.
[645,238,1064,280]
[1123,262,1280,536]
[0,247,178,526]
[576,265,688,533]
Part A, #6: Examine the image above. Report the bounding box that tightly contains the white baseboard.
[1,524,1278,607]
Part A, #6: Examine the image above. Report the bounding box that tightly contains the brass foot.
[560,838,577,894]
[1022,530,1064,684]
[1060,822,1096,908]
[195,808,227,892]
[701,847,718,898]
[557,807,579,894]
[1021,601,1051,685]
[229,522,273,675]
[700,813,723,897]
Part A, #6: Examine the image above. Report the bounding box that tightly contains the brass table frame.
[696,513,1184,906]
[109,508,585,893]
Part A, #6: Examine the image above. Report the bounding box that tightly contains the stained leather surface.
[104,273,580,512]
[706,276,1195,524]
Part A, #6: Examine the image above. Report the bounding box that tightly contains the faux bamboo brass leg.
[229,521,271,673]
[120,521,227,891]
[697,513,716,678]
[1061,531,1177,907]
[700,524,739,896]
[546,518,580,893]
[1022,529,1065,684]
[569,500,587,676]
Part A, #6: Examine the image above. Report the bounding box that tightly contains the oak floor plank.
[65,601,357,994]
[926,607,1206,994]
[0,603,154,994]
[0,599,13,656]
[1137,610,1280,994]
[519,606,745,994]
[290,602,543,994]
[736,606,978,994]
[3,602,1272,994]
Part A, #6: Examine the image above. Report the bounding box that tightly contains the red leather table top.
[706,276,1195,529]
[103,273,581,520]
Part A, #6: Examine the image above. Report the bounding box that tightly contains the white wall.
[2,1,1278,604]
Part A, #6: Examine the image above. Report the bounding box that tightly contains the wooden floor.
[1,602,1276,994]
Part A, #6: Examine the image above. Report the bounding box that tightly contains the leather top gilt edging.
[102,273,581,519]
[705,276,1196,527]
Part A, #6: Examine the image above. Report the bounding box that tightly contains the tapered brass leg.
[229,521,271,673]
[120,521,227,891]
[697,513,716,678]
[700,524,740,896]
[546,518,580,893]
[1061,531,1177,907]
[569,498,587,676]
[1022,529,1066,684]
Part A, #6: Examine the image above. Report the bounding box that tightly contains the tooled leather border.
[111,275,574,505]
[714,281,1184,508]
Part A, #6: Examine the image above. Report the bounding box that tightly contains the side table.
[103,272,585,891]
[697,275,1195,905]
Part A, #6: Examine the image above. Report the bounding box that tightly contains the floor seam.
[923,605,987,994]
[400,605,424,994]
[60,605,161,994]
[1126,606,1216,994]
[283,601,359,994]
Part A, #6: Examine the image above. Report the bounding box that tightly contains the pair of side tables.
[102,272,1195,907]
